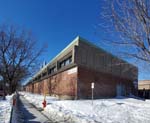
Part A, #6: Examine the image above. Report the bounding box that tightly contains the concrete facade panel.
[75,40,138,81]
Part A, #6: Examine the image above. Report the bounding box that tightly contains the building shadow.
[11,94,45,123]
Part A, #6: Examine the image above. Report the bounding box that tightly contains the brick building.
[138,80,150,99]
[24,36,138,99]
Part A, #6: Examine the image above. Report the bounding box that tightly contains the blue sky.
[0,0,101,60]
[0,0,149,80]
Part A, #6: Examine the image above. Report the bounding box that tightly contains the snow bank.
[0,95,13,123]
[21,92,150,123]
[21,92,58,108]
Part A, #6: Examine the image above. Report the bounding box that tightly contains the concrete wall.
[75,40,138,81]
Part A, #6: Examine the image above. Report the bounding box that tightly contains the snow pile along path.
[0,95,13,123]
[21,92,150,123]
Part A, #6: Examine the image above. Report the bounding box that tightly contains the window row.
[32,55,72,82]
[59,56,72,69]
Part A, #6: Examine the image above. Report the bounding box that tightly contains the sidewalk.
[11,94,53,123]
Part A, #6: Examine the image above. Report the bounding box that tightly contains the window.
[42,72,47,77]
[52,66,56,73]
[60,61,65,68]
[66,56,72,65]
[48,66,56,75]
[48,68,51,74]
[59,56,72,69]
[38,75,41,80]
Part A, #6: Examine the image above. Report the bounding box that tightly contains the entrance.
[116,83,125,96]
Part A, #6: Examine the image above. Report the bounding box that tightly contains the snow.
[0,95,13,123]
[20,92,150,123]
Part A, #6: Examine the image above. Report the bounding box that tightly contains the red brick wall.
[34,82,40,94]
[50,67,77,98]
[77,66,134,99]
[30,67,77,99]
[25,66,134,99]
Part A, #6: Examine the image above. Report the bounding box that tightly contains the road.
[11,94,53,123]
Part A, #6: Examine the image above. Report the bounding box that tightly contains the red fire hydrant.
[42,99,47,108]
[13,98,16,106]
[13,95,16,106]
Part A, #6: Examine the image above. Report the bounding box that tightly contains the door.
[116,83,125,96]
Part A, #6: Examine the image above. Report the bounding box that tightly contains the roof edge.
[33,36,80,78]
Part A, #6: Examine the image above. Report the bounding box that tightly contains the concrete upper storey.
[30,36,138,83]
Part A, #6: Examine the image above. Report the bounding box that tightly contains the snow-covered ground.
[20,92,150,123]
[0,95,13,123]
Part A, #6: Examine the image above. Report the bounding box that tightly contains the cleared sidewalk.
[11,94,53,123]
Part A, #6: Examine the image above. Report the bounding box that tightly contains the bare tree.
[0,24,44,100]
[100,0,150,63]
